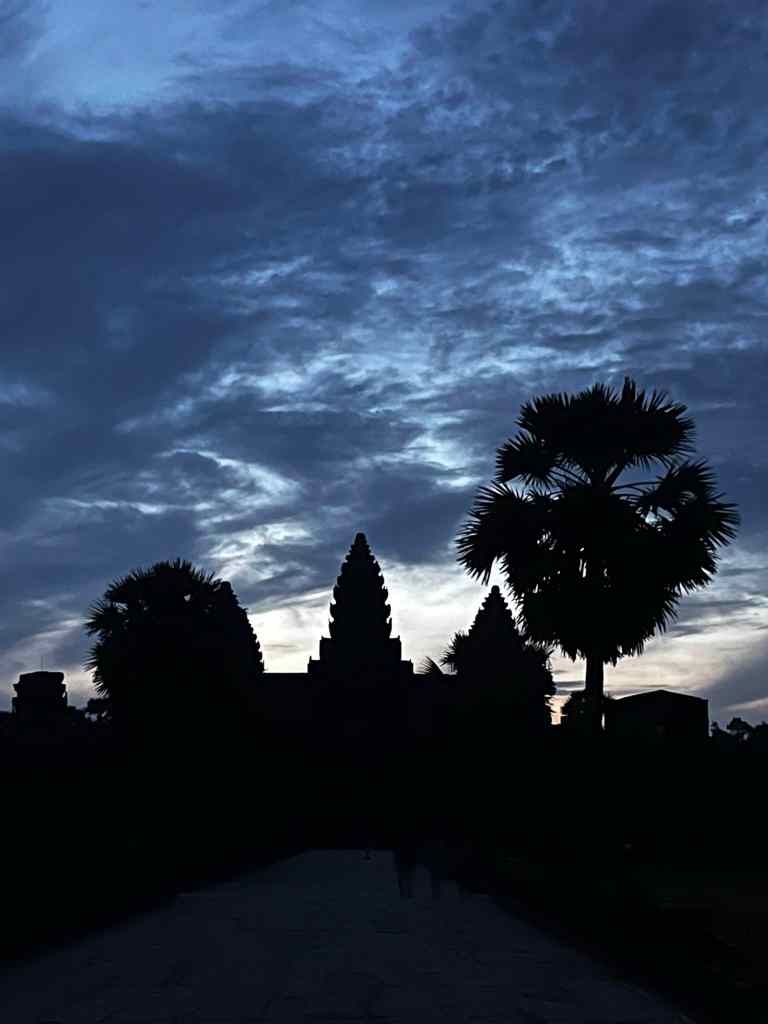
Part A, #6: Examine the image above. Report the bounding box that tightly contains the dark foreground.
[3,732,767,1023]
[444,844,767,1024]
[0,848,692,1023]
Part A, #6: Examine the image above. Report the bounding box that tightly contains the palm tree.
[456,377,739,737]
[438,629,474,676]
[83,558,264,745]
[418,655,445,678]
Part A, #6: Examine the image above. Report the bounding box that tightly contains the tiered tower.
[307,532,413,756]
[12,671,68,722]
[459,584,555,733]
[308,532,411,682]
[465,585,528,675]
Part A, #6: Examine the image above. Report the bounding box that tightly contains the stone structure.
[12,671,68,724]
[253,532,417,758]
[604,689,709,745]
[308,532,413,757]
[0,710,13,739]
[308,532,413,683]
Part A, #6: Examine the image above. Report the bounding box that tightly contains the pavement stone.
[0,850,695,1023]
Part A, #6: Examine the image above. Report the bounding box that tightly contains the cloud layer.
[1,0,766,723]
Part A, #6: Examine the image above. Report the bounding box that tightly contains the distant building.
[604,689,709,745]
[12,671,68,724]
[6,672,91,743]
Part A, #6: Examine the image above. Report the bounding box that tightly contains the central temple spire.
[308,531,411,682]
[328,532,392,648]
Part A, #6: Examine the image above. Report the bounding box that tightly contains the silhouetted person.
[424,836,445,900]
[393,833,420,899]
[444,835,474,900]
[361,792,377,859]
[363,829,376,859]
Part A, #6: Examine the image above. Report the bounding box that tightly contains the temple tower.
[466,585,527,674]
[308,532,410,682]
[308,532,413,758]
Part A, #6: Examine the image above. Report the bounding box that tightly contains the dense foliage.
[456,377,739,733]
[83,558,264,748]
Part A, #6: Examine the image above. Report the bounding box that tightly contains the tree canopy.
[83,557,264,747]
[455,377,739,734]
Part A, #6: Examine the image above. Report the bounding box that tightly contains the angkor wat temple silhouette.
[0,532,457,750]
[254,530,710,751]
[0,531,709,748]
[254,531,438,755]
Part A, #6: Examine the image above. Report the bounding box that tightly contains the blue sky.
[1,0,766,725]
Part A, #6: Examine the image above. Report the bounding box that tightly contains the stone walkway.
[0,849,695,1023]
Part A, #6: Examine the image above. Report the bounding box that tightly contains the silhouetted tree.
[726,716,753,744]
[418,655,445,678]
[711,718,768,753]
[84,697,112,724]
[711,717,768,753]
[83,558,264,751]
[560,689,615,733]
[439,629,475,676]
[749,722,768,752]
[710,720,738,750]
[456,377,739,737]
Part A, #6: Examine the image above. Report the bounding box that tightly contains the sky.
[1,0,766,726]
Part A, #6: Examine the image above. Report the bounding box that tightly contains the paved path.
[0,849,694,1023]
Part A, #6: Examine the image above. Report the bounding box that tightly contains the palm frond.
[456,481,542,584]
[595,381,694,481]
[439,630,470,672]
[636,459,739,531]
[418,656,445,677]
[513,378,696,484]
[83,598,125,636]
[496,434,557,486]
[82,639,102,675]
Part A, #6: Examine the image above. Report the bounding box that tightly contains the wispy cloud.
[1,1,765,726]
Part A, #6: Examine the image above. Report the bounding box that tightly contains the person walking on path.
[422,835,448,901]
[361,809,375,860]
[392,831,420,899]
[443,835,475,900]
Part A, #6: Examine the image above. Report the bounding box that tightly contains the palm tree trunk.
[584,655,604,738]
